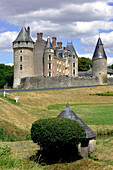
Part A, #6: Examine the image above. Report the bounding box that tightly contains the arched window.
[49,55,51,61]
[49,71,51,77]
[20,64,22,70]
[20,56,22,62]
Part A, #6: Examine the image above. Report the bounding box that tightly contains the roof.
[107,68,113,74]
[65,42,76,56]
[57,102,96,139]
[45,36,53,49]
[13,27,34,43]
[92,37,107,59]
[78,69,92,77]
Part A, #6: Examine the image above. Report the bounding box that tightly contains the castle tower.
[13,26,34,88]
[92,38,107,84]
[44,36,54,76]
[33,33,46,76]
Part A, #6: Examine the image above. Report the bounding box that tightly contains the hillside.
[1,85,113,137]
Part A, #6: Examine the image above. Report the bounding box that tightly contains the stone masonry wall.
[19,76,100,89]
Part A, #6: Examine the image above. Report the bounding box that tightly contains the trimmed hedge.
[31,118,86,149]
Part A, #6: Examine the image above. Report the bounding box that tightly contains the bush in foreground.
[31,118,86,163]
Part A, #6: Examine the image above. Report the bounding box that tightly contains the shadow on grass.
[30,147,83,165]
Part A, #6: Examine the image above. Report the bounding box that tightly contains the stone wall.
[19,76,100,89]
[107,78,113,85]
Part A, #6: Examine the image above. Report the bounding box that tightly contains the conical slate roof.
[92,37,107,59]
[57,102,96,139]
[13,27,34,43]
[45,36,53,49]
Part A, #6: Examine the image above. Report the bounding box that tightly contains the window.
[73,63,75,67]
[18,41,20,44]
[20,50,22,53]
[73,55,75,59]
[49,55,51,61]
[73,69,75,74]
[49,63,51,69]
[20,64,22,70]
[49,71,51,77]
[20,56,22,62]
[26,41,28,44]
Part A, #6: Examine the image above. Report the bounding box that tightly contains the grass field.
[0,85,113,169]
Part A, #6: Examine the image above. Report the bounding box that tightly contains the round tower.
[92,38,107,84]
[13,26,34,88]
[44,36,54,77]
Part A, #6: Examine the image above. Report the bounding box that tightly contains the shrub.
[31,118,86,149]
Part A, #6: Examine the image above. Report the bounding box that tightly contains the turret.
[44,36,54,76]
[13,26,34,88]
[92,37,107,84]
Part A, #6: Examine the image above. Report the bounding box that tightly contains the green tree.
[0,64,14,89]
[78,57,92,71]
[108,64,113,69]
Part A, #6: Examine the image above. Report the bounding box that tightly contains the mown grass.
[1,137,113,170]
[0,86,113,169]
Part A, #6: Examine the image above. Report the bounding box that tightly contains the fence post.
[15,96,19,103]
[4,91,6,97]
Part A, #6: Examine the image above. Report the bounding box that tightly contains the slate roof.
[45,36,53,49]
[13,27,34,43]
[107,68,113,74]
[92,37,107,59]
[65,42,76,56]
[78,69,92,77]
[57,102,96,139]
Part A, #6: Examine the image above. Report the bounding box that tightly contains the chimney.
[52,37,57,46]
[37,32,43,39]
[27,26,30,36]
[63,47,66,50]
[40,33,43,39]
[57,42,62,49]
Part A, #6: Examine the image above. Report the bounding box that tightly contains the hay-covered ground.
[0,85,113,169]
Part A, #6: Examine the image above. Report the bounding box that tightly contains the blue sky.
[0,0,113,65]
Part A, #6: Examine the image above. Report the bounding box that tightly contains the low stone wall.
[19,76,100,89]
[107,78,113,85]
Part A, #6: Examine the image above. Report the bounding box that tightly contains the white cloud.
[0,31,18,51]
[0,0,113,61]
[5,63,14,66]
[78,53,92,60]
[81,31,113,55]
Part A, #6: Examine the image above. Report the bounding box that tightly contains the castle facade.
[13,26,78,88]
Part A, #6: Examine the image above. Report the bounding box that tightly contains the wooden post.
[4,91,6,97]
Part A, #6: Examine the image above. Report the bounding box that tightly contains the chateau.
[13,26,110,89]
[13,26,78,88]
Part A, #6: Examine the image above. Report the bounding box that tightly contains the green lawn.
[47,103,113,125]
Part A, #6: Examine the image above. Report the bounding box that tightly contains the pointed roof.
[92,37,107,59]
[13,27,34,43]
[57,102,96,139]
[45,36,53,49]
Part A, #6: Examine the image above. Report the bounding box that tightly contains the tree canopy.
[0,64,14,89]
[108,64,113,69]
[78,57,92,71]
